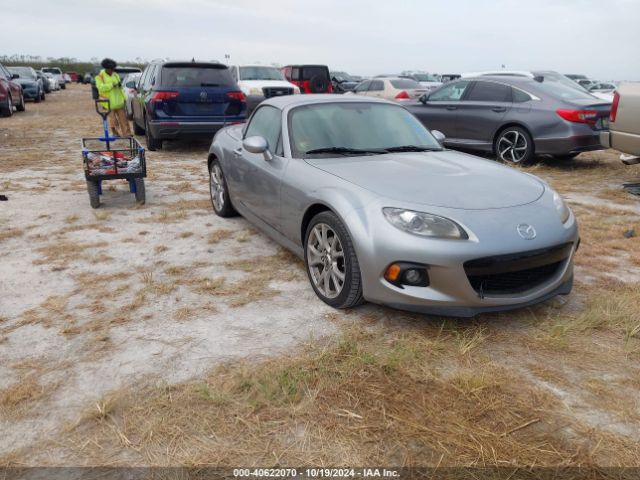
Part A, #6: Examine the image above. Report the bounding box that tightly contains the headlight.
[553,191,571,224]
[382,208,467,239]
[249,87,263,96]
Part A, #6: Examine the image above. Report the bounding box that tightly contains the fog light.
[404,268,425,285]
[384,262,430,288]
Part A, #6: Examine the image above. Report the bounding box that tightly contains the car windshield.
[239,66,284,81]
[8,67,35,79]
[161,66,235,87]
[42,68,62,75]
[413,73,440,82]
[533,79,597,100]
[332,71,354,82]
[289,102,441,158]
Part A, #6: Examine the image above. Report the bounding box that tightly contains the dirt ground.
[1,84,640,469]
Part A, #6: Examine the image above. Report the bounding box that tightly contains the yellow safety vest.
[95,69,126,110]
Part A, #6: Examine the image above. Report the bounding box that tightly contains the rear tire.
[145,117,161,151]
[133,117,145,135]
[208,159,237,217]
[87,180,100,209]
[34,92,41,103]
[495,126,535,165]
[304,211,364,309]
[134,178,145,204]
[41,91,46,101]
[61,83,66,90]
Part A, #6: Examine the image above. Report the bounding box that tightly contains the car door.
[410,80,471,140]
[132,66,151,125]
[235,105,288,231]
[454,80,511,147]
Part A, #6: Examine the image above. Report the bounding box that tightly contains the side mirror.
[419,93,429,104]
[11,73,19,79]
[432,130,446,145]
[243,135,273,160]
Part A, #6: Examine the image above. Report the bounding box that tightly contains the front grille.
[262,87,293,98]
[464,243,573,295]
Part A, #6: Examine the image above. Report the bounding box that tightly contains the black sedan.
[406,75,610,164]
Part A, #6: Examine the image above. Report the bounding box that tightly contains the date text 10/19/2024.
[233,468,400,478]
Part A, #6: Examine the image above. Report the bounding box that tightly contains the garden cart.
[81,100,147,208]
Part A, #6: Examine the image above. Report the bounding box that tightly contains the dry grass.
[207,229,234,244]
[34,240,108,268]
[0,361,62,420]
[0,228,24,242]
[51,323,640,467]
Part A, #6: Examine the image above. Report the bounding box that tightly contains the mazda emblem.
[517,224,537,240]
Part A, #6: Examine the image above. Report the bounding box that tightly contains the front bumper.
[21,86,39,99]
[346,198,579,318]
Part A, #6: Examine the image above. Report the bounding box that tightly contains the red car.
[0,62,25,117]
[66,71,79,82]
[281,65,333,94]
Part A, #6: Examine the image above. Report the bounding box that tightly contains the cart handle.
[95,99,111,119]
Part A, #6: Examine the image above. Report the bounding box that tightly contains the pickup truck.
[600,82,640,164]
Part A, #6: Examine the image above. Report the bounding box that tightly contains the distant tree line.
[0,54,147,73]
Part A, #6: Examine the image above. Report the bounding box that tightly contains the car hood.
[306,150,545,210]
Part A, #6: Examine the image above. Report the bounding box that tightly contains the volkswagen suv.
[131,61,247,150]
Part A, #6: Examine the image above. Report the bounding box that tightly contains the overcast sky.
[1,0,638,80]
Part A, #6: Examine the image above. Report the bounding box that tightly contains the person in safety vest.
[95,58,131,137]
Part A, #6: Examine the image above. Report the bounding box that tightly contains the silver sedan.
[207,95,579,317]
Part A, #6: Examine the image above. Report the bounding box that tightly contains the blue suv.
[131,61,247,150]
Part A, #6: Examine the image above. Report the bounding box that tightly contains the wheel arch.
[300,203,333,245]
[492,122,535,154]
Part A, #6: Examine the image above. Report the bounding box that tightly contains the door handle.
[492,106,506,112]
[446,105,457,111]
[233,148,242,157]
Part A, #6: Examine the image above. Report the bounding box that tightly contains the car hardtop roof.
[462,75,538,85]
[261,93,395,110]
[158,61,228,69]
[282,64,329,69]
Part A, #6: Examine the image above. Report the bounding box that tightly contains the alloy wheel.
[209,164,225,211]
[497,130,528,163]
[307,223,346,299]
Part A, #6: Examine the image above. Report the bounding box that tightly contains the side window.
[369,80,384,92]
[291,68,300,81]
[139,66,151,89]
[244,106,282,154]
[282,67,291,80]
[0,67,6,80]
[466,81,511,102]
[512,88,531,103]
[429,80,470,101]
[149,65,159,87]
[354,80,371,93]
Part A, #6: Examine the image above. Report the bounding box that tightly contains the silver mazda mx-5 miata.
[207,95,579,317]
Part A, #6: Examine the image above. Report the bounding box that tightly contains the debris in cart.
[81,100,147,208]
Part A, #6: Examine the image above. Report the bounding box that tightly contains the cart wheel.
[134,178,145,204]
[86,180,100,208]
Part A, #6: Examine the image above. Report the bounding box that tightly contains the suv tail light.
[556,109,598,125]
[610,91,620,123]
[151,91,179,102]
[395,91,410,100]
[226,91,246,102]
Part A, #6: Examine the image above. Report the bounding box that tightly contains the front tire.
[304,211,364,309]
[208,159,237,217]
[133,116,145,135]
[16,93,25,112]
[495,126,535,165]
[1,95,13,117]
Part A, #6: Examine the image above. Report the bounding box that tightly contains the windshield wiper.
[381,145,442,153]
[305,147,383,156]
